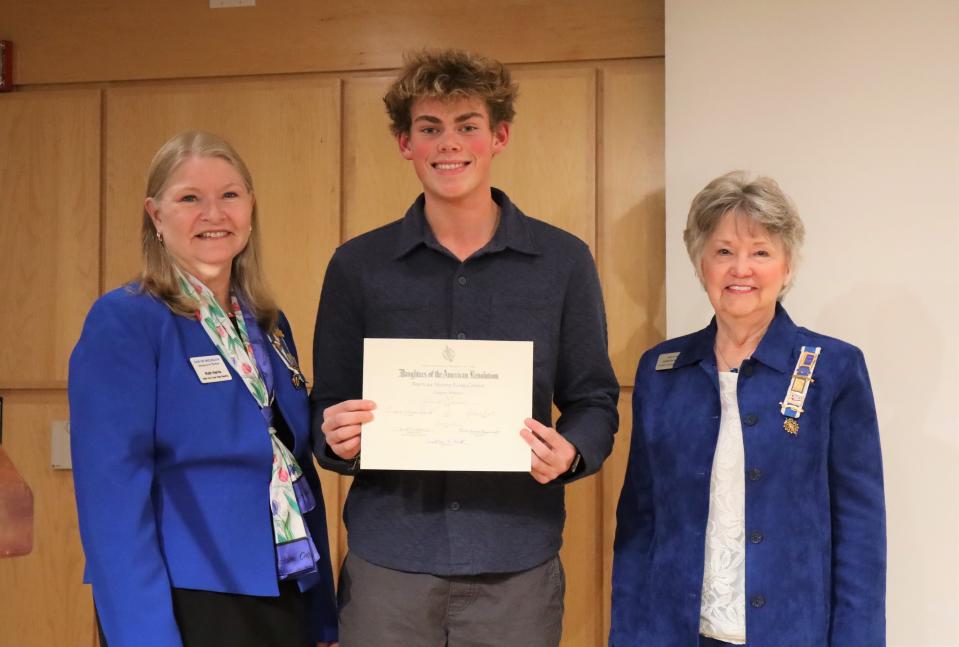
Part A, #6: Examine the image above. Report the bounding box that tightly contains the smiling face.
[700,210,792,326]
[145,155,253,287]
[397,96,509,207]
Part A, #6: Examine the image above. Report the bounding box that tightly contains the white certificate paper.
[361,338,533,471]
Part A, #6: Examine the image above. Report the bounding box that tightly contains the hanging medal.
[269,328,308,389]
[779,346,821,435]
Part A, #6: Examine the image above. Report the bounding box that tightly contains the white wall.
[666,2,959,645]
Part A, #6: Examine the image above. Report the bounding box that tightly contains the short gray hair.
[683,171,805,295]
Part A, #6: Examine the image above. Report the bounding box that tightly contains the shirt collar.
[749,303,800,374]
[671,303,799,374]
[392,188,541,260]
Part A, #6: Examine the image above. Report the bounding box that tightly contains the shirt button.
[744,414,758,426]
[456,332,466,340]
[748,468,763,481]
[449,501,460,511]
[457,276,467,286]
[751,595,766,608]
[750,530,764,544]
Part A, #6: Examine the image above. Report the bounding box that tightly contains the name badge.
[190,355,233,383]
[655,352,680,371]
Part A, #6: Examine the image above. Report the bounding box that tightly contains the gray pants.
[338,553,565,647]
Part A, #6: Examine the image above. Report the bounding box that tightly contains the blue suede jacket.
[611,305,885,646]
[69,286,338,647]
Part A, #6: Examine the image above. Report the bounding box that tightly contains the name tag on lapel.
[655,352,680,371]
[190,355,233,383]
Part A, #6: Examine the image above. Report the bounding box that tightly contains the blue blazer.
[610,305,885,647]
[69,286,338,647]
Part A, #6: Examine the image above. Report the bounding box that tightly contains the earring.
[156,230,164,245]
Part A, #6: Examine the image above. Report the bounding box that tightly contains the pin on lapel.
[269,330,308,390]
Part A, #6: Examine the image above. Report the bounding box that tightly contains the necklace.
[714,320,771,373]
[714,343,743,373]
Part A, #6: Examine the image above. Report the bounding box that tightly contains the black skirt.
[97,581,311,647]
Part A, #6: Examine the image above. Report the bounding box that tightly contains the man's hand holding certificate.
[360,338,533,471]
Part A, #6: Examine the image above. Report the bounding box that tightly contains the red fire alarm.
[0,41,12,93]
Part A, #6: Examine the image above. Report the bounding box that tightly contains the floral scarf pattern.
[175,267,319,579]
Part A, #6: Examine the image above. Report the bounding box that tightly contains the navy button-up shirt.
[310,189,619,575]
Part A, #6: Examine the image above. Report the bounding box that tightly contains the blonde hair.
[683,171,805,297]
[383,49,518,136]
[139,131,278,330]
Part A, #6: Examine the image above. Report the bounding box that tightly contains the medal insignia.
[269,330,308,390]
[779,346,821,436]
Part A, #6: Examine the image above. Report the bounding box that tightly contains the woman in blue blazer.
[610,172,885,647]
[69,132,338,647]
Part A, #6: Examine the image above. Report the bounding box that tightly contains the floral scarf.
[175,267,320,580]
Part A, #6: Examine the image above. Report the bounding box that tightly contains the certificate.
[361,338,533,471]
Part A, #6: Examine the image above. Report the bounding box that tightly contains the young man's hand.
[321,400,375,460]
[520,418,578,484]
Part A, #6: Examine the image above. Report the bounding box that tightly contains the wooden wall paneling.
[492,67,596,246]
[336,475,352,566]
[601,386,634,642]
[560,474,603,646]
[598,59,666,386]
[0,90,101,388]
[103,78,343,555]
[1,0,663,85]
[342,75,423,241]
[0,391,93,647]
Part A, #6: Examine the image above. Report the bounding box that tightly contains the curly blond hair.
[383,49,518,135]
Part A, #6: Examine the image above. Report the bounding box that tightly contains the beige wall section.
[1,0,662,85]
[0,391,91,646]
[0,91,101,389]
[666,1,959,644]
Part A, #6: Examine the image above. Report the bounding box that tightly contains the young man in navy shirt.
[311,49,619,646]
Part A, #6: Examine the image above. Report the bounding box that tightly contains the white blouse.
[699,371,747,644]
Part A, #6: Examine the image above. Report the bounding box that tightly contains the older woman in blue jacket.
[610,172,885,647]
[69,132,338,647]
